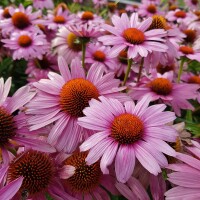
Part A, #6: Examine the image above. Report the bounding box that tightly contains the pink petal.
[58,56,71,82]
[115,145,135,183]
[0,177,23,200]
[100,142,118,174]
[14,136,56,153]
[85,138,113,165]
[135,143,161,175]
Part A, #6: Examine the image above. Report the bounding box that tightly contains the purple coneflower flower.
[85,42,118,72]
[184,0,199,11]
[27,57,129,153]
[2,31,49,60]
[52,26,82,63]
[0,4,41,35]
[98,13,168,59]
[26,52,58,82]
[129,71,199,116]
[178,45,200,62]
[45,8,74,31]
[68,23,102,40]
[78,96,177,183]
[138,2,163,17]
[33,0,54,9]
[166,9,198,25]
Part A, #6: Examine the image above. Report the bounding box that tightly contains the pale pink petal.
[145,137,176,156]
[168,172,200,188]
[71,58,85,79]
[165,186,200,200]
[80,131,110,151]
[58,56,71,82]
[60,165,75,179]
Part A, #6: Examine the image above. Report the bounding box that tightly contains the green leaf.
[185,121,200,136]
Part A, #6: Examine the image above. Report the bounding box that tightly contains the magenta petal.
[115,145,135,183]
[0,177,23,200]
[115,182,137,199]
[128,177,150,200]
[0,165,8,183]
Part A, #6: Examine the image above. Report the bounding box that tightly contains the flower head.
[129,72,199,116]
[26,57,129,153]
[52,26,82,63]
[0,4,41,35]
[78,96,177,183]
[85,42,118,72]
[99,13,168,59]
[178,45,200,62]
[2,31,49,60]
[33,0,54,9]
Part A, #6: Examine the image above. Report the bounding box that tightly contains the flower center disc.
[183,29,196,43]
[118,50,128,64]
[147,4,157,14]
[93,50,106,62]
[12,12,30,29]
[148,15,167,30]
[175,11,186,18]
[150,78,172,95]
[53,15,66,24]
[67,32,82,52]
[123,28,145,45]
[34,56,51,69]
[82,11,94,20]
[0,107,16,147]
[188,76,200,84]
[179,46,194,54]
[65,152,101,193]
[8,150,54,195]
[18,35,32,47]
[191,0,198,5]
[60,78,99,117]
[3,8,11,18]
[156,63,174,74]
[111,113,143,144]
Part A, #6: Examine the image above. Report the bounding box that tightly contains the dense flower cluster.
[0,0,200,199]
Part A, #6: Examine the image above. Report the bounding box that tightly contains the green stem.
[122,58,133,86]
[137,58,144,83]
[177,59,184,83]
[81,41,86,69]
